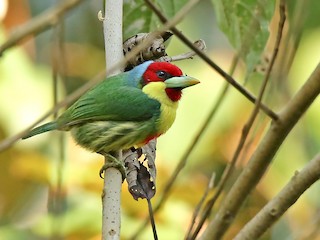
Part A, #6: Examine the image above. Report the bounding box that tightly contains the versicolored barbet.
[23,61,200,154]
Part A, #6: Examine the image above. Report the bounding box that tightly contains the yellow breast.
[142,82,178,134]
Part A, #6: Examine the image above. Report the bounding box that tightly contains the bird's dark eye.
[156,70,167,79]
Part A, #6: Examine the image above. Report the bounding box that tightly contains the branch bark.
[199,60,320,239]
[101,0,123,239]
[234,153,320,240]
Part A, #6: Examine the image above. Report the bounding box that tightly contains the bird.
[22,61,199,155]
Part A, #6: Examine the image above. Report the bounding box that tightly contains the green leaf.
[211,0,275,75]
[123,0,189,41]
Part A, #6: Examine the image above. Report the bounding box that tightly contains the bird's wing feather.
[57,79,160,128]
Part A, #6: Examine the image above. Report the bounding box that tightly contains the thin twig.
[190,2,287,239]
[234,153,320,239]
[144,0,278,121]
[0,0,87,56]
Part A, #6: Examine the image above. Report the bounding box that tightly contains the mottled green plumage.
[23,61,199,153]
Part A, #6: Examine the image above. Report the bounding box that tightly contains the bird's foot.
[99,153,126,181]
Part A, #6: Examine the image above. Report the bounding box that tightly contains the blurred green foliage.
[0,0,320,239]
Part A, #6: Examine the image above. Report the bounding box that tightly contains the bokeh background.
[0,0,320,239]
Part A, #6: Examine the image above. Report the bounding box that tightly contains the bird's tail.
[22,121,58,139]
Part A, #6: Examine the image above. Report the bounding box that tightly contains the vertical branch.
[102,0,124,75]
[101,1,124,240]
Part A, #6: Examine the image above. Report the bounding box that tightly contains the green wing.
[57,77,160,128]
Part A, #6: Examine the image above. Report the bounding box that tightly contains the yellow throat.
[142,82,178,134]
